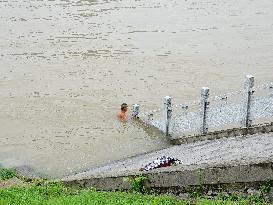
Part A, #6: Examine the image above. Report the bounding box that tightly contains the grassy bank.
[0,169,268,205]
[1,183,266,205]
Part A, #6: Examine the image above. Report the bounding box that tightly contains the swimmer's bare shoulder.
[117,103,128,121]
[116,111,125,120]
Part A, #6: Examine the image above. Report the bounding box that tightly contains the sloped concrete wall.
[171,122,273,145]
[63,162,273,191]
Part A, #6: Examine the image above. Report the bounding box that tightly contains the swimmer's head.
[121,103,128,112]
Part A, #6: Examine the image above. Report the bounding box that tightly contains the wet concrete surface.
[63,132,273,181]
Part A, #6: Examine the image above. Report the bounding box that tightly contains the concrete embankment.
[171,122,273,145]
[62,132,273,193]
[63,161,273,198]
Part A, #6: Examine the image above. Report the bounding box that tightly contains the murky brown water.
[0,0,273,178]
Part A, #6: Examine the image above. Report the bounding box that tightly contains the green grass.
[0,182,269,205]
[0,169,269,205]
[0,182,187,205]
[0,168,16,181]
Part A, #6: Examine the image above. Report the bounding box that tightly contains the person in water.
[117,103,128,121]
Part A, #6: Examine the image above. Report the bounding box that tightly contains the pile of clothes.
[140,156,181,171]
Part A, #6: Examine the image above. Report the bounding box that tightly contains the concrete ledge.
[63,162,273,191]
[171,122,273,145]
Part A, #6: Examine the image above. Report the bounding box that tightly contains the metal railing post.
[147,113,153,121]
[269,84,273,97]
[181,104,189,114]
[164,96,172,136]
[132,104,140,118]
[243,75,255,127]
[200,87,210,134]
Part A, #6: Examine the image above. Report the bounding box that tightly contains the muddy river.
[0,0,273,178]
